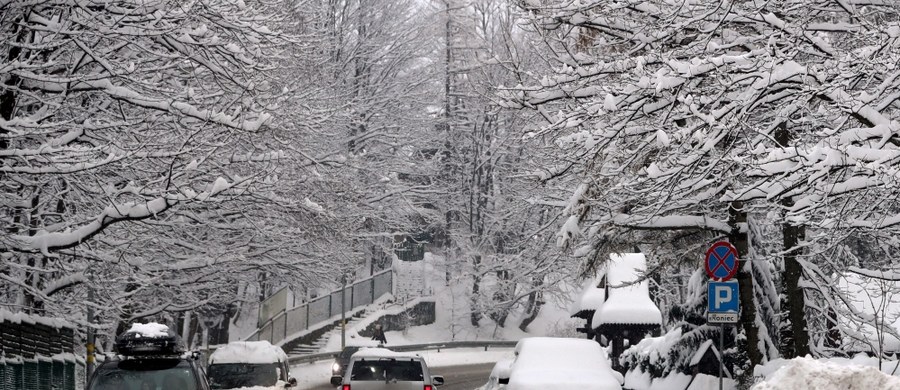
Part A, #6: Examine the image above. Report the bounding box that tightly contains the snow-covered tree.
[505,0,900,381]
[0,0,294,329]
[433,0,572,330]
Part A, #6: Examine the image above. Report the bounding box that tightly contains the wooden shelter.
[574,253,663,373]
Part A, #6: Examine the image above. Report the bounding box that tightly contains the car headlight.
[332,362,341,373]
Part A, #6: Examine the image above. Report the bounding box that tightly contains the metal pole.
[86,286,95,382]
[719,323,724,390]
[341,275,346,349]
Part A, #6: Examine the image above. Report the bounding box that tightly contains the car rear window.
[208,363,279,388]
[350,359,424,382]
[90,359,197,390]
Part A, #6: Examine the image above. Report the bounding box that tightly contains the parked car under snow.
[207,341,296,389]
[504,337,622,390]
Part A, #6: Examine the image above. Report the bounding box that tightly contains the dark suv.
[331,346,363,378]
[86,323,210,390]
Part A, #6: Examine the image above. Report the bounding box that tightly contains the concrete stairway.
[283,309,373,355]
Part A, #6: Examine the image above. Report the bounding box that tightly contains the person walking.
[372,323,387,344]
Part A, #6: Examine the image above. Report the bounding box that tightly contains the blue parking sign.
[708,281,739,313]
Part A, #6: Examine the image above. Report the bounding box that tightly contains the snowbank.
[752,356,900,390]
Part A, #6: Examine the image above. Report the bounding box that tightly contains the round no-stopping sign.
[705,241,739,281]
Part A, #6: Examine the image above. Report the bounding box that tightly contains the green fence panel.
[52,361,64,390]
[39,361,51,390]
[24,361,39,390]
[7,362,22,390]
[0,311,76,390]
[65,363,76,390]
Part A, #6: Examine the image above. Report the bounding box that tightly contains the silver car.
[330,348,444,390]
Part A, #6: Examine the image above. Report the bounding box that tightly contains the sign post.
[705,241,740,390]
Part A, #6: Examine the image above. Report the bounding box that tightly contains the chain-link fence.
[0,310,78,390]
[247,269,393,345]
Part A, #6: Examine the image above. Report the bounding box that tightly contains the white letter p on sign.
[714,285,731,310]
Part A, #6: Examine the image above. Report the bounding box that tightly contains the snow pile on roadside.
[752,356,900,390]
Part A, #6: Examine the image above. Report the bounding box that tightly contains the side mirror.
[287,377,297,387]
[432,375,445,386]
[498,377,509,385]
[330,376,343,386]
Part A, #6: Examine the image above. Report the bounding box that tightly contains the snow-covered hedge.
[752,356,900,390]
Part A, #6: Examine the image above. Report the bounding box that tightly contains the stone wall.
[358,300,436,336]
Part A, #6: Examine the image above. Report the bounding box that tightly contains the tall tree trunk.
[781,211,809,357]
[519,277,543,331]
[730,201,763,371]
[774,122,810,357]
[24,192,43,313]
[491,270,511,327]
[470,254,482,326]
[441,0,455,286]
[348,0,368,153]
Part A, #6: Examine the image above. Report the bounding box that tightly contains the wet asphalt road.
[306,362,494,390]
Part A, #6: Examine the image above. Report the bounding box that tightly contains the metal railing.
[247,269,393,345]
[287,340,519,365]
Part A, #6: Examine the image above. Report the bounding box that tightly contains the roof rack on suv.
[114,322,186,357]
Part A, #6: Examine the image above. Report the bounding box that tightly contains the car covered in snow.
[504,337,622,390]
[330,347,444,390]
[86,323,210,390]
[207,341,296,389]
[477,358,512,390]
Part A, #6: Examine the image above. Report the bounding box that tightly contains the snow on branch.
[610,213,732,234]
[11,177,240,255]
[848,267,900,282]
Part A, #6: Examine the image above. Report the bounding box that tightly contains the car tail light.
[424,386,433,390]
[342,385,351,390]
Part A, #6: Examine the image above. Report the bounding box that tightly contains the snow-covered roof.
[126,322,170,338]
[0,308,75,330]
[352,347,421,360]
[571,272,607,315]
[592,253,662,327]
[209,341,288,364]
[835,272,900,353]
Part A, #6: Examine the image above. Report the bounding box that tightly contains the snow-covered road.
[291,347,512,390]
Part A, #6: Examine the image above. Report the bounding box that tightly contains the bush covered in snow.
[620,270,738,379]
[752,356,900,390]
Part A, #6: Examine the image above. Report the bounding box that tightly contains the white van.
[330,348,444,390]
[207,341,296,389]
